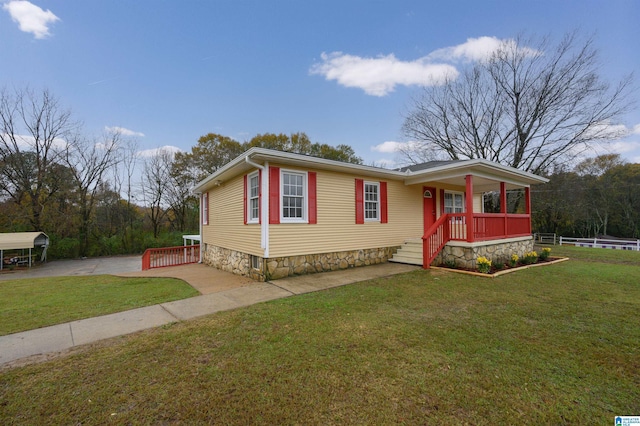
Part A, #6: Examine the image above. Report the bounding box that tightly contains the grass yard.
[1,246,639,424]
[0,275,200,335]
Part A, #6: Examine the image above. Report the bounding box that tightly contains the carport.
[0,232,49,270]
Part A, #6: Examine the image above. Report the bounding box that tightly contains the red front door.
[423,186,436,232]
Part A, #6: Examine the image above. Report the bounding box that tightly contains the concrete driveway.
[0,256,142,281]
[0,256,258,295]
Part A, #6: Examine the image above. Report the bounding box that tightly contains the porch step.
[389,239,423,266]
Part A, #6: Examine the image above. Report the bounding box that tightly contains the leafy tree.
[173,133,244,183]
[0,87,78,230]
[402,32,633,174]
[574,154,625,236]
[245,132,362,164]
[532,155,640,238]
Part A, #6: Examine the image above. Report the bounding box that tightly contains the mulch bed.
[433,256,568,277]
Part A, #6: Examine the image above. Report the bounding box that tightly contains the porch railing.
[422,213,531,268]
[422,214,451,268]
[472,213,531,241]
[142,244,200,270]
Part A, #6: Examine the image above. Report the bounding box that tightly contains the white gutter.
[245,155,269,258]
[198,193,203,263]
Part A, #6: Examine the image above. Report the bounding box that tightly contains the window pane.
[364,183,379,220]
[281,172,305,219]
[250,176,259,197]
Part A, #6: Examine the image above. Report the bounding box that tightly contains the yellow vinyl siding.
[269,167,422,258]
[203,173,262,255]
[474,194,483,213]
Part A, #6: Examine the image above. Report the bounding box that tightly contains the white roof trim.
[191,148,548,193]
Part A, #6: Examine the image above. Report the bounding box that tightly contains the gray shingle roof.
[395,160,462,173]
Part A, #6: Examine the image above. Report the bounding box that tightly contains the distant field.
[1,245,638,424]
[0,275,199,335]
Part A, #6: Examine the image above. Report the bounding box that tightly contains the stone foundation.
[434,237,534,269]
[202,244,399,281]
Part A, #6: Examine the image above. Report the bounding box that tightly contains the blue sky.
[2,0,639,167]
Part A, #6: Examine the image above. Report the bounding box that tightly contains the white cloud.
[583,120,631,140]
[2,1,59,39]
[588,122,640,164]
[311,36,542,96]
[310,52,457,97]
[428,36,540,63]
[428,36,505,62]
[371,140,420,153]
[105,126,145,137]
[137,145,182,158]
[1,133,67,150]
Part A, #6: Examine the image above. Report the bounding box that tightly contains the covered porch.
[423,177,533,268]
[394,159,547,269]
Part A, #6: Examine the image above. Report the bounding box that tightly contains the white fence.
[559,236,640,251]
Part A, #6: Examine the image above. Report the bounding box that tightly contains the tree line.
[0,87,361,259]
[531,154,640,239]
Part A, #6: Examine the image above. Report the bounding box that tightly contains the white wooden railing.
[559,236,640,251]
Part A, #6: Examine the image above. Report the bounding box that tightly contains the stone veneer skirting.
[202,244,399,281]
[434,236,534,269]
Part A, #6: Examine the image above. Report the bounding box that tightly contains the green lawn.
[1,246,639,424]
[0,275,199,335]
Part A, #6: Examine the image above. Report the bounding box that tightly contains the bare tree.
[402,32,634,174]
[111,136,141,250]
[0,87,78,230]
[140,149,173,238]
[64,130,122,256]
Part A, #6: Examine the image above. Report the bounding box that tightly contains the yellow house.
[192,148,548,280]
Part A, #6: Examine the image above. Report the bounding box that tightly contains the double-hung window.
[444,191,464,214]
[281,171,306,221]
[247,172,260,223]
[364,182,380,221]
[355,179,387,224]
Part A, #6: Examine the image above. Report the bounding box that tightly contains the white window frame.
[280,169,307,223]
[444,191,465,214]
[364,181,380,222]
[247,171,260,224]
[202,192,209,225]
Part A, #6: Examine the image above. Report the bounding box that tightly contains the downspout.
[245,155,269,258]
[198,191,203,263]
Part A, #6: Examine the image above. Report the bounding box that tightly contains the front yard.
[1,245,638,424]
[0,275,199,336]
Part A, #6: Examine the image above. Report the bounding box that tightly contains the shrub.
[494,260,505,270]
[522,251,539,265]
[476,256,492,274]
[540,247,552,260]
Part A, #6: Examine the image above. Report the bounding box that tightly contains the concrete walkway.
[0,263,420,367]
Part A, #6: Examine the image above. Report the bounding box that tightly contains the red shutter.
[355,178,364,224]
[243,174,247,225]
[440,189,445,215]
[308,171,317,224]
[269,166,280,224]
[258,169,262,224]
[380,181,388,223]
